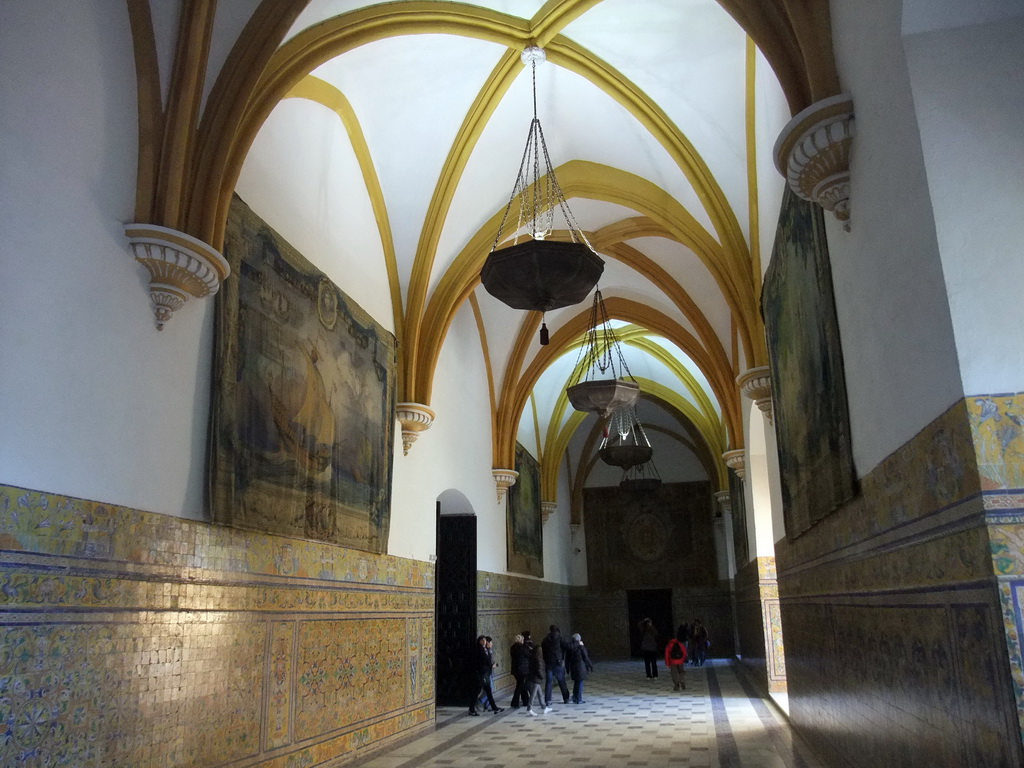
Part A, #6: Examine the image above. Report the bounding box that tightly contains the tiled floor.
[353,660,826,768]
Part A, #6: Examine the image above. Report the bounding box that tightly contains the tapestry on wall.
[582,482,714,592]
[762,187,856,539]
[507,443,543,577]
[728,467,749,566]
[210,195,397,553]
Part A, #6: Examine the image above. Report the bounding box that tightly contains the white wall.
[755,47,790,277]
[826,0,963,474]
[549,470,576,586]
[744,401,777,557]
[901,9,1024,396]
[236,98,396,334]
[0,0,213,519]
[388,301,500,564]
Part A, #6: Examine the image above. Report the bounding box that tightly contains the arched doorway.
[435,489,477,706]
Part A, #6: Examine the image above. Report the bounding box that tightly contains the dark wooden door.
[626,588,673,657]
[435,513,477,706]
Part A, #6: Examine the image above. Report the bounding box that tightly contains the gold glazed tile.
[968,393,1024,491]
[0,484,436,767]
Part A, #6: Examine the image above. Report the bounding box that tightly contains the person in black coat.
[468,635,502,715]
[509,632,531,708]
[567,633,594,704]
[525,638,547,715]
[541,624,571,706]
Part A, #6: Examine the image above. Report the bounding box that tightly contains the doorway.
[626,588,673,657]
[435,511,477,706]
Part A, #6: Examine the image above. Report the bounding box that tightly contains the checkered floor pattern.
[352,660,825,768]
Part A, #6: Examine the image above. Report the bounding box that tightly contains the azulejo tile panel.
[477,572,571,691]
[777,398,1024,767]
[998,581,1024,732]
[294,619,407,741]
[0,484,435,768]
[968,393,1024,491]
[0,486,433,590]
[777,399,982,570]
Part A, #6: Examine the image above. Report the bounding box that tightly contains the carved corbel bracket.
[541,501,557,523]
[396,403,435,455]
[737,366,774,423]
[722,449,746,481]
[493,469,518,504]
[714,490,732,518]
[774,94,855,231]
[125,223,230,330]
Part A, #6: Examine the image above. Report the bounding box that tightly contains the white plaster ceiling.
[238,0,791,469]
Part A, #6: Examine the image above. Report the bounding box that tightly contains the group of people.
[639,617,711,691]
[469,625,594,716]
[469,617,710,716]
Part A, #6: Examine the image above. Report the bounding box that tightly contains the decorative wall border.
[476,571,571,692]
[776,397,1024,765]
[0,484,435,768]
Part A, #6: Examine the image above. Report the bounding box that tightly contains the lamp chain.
[488,47,599,255]
[570,288,636,384]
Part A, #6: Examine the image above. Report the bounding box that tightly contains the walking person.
[509,632,531,709]
[677,622,690,647]
[664,631,688,690]
[468,635,502,715]
[567,632,594,703]
[691,619,709,666]
[475,636,499,711]
[541,624,571,705]
[525,638,549,716]
[639,618,660,679]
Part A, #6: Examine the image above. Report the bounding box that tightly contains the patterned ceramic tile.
[476,571,571,692]
[968,393,1024,491]
[775,397,1023,767]
[0,483,434,768]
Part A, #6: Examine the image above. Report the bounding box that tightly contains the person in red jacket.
[664,631,689,691]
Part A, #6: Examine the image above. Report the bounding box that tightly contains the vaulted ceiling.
[137,0,838,496]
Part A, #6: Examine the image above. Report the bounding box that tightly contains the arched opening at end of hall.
[434,489,477,707]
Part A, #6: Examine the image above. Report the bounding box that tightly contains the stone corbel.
[714,490,732,518]
[125,223,230,330]
[737,366,774,423]
[722,449,746,481]
[395,403,435,455]
[541,501,557,523]
[773,94,855,231]
[493,469,518,504]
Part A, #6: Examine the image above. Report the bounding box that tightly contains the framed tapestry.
[209,195,397,553]
[507,443,543,577]
[762,187,857,539]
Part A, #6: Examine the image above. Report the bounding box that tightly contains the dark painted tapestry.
[582,482,714,592]
[210,196,396,553]
[762,187,856,539]
[507,443,542,577]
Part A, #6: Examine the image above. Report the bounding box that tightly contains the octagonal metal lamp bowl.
[479,45,604,336]
[620,457,661,493]
[566,378,640,419]
[481,239,604,312]
[599,443,653,469]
